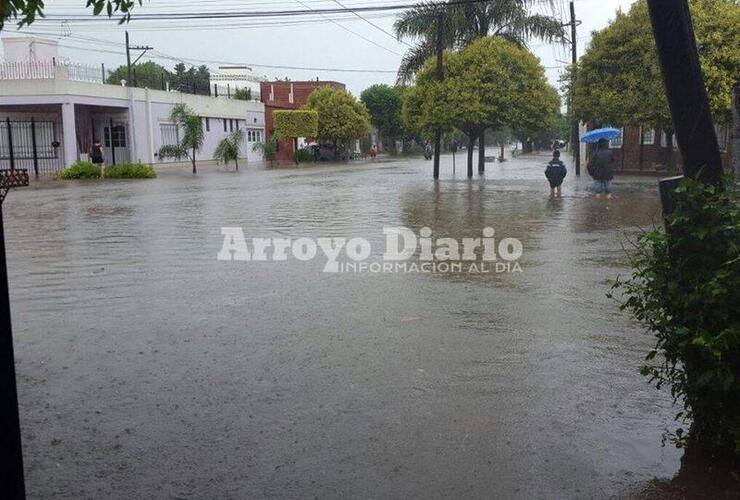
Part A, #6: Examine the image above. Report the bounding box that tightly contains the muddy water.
[5,153,684,499]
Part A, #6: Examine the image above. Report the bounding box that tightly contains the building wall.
[260,80,345,161]
[584,125,735,174]
[0,78,266,168]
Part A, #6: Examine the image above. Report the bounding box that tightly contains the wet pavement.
[5,152,688,499]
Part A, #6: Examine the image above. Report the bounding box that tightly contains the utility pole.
[646,0,722,188]
[568,1,581,176]
[125,31,153,88]
[433,12,444,180]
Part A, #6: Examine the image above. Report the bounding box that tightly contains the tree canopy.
[403,37,559,174]
[1,0,141,31]
[107,61,170,89]
[303,87,371,147]
[573,0,740,129]
[360,84,405,148]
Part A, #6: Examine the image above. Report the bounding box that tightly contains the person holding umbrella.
[581,128,620,199]
[587,138,615,199]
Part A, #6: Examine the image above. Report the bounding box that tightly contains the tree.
[303,87,371,160]
[574,0,740,134]
[2,0,141,31]
[158,104,204,174]
[214,129,245,171]
[171,63,211,95]
[107,61,171,89]
[360,84,405,152]
[395,0,563,171]
[233,87,252,101]
[403,38,558,176]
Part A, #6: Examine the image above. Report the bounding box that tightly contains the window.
[205,117,210,132]
[641,128,655,145]
[160,123,179,147]
[246,129,263,142]
[229,119,234,132]
[223,119,227,132]
[609,128,623,149]
[236,120,240,131]
[104,125,127,148]
[660,131,668,148]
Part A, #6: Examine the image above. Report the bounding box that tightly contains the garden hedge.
[273,110,318,139]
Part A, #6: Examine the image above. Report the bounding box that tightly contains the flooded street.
[5,152,683,499]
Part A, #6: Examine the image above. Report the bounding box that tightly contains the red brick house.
[582,124,734,175]
[260,80,345,161]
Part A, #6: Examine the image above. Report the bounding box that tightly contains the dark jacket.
[545,159,567,185]
[587,149,614,181]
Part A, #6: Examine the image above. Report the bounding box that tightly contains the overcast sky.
[0,0,637,95]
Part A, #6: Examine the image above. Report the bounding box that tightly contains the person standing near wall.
[90,138,106,174]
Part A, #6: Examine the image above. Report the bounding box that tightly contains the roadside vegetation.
[158,103,204,174]
[613,178,740,464]
[214,129,245,171]
[57,161,156,180]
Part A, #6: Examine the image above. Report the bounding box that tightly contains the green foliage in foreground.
[57,161,102,179]
[613,178,740,461]
[103,163,157,179]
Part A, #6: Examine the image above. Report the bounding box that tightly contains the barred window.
[160,123,179,147]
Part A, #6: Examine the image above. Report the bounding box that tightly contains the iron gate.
[0,118,65,176]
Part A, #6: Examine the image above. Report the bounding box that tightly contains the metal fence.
[0,118,65,176]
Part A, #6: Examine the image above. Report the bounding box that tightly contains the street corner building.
[260,79,345,162]
[0,37,266,175]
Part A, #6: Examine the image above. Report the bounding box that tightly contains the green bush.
[57,161,101,179]
[293,148,314,164]
[273,110,318,139]
[613,177,740,461]
[103,163,157,179]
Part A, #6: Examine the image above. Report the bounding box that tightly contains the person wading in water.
[90,138,106,173]
[587,138,615,199]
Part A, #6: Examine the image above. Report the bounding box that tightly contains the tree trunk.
[500,142,505,161]
[478,130,485,174]
[191,148,197,174]
[234,158,239,171]
[639,128,645,171]
[467,135,475,178]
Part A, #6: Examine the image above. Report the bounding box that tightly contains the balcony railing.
[0,61,105,83]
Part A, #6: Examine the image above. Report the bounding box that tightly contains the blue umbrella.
[580,127,622,144]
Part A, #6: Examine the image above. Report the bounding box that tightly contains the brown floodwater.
[4,152,726,499]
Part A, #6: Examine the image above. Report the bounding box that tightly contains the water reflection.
[3,153,691,499]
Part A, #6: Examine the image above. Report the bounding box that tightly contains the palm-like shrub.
[214,129,245,171]
[158,103,204,174]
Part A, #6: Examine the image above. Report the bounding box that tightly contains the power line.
[292,0,402,56]
[33,0,491,22]
[328,0,411,47]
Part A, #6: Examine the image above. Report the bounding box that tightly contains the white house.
[0,37,266,175]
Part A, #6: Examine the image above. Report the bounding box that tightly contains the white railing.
[0,61,105,84]
[0,61,55,80]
